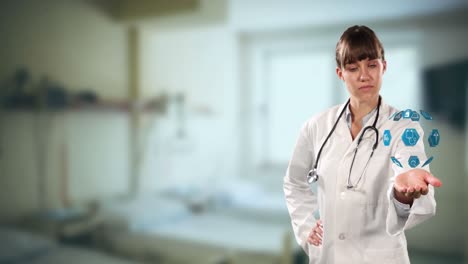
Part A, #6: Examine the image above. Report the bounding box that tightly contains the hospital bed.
[95,192,303,264]
[0,226,145,264]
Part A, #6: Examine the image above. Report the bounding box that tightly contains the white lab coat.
[284,99,437,264]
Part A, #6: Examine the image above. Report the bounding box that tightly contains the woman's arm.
[283,121,319,254]
[386,122,441,236]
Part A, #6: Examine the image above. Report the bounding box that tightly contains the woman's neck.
[349,96,379,122]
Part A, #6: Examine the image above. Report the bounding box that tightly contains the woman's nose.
[359,69,370,81]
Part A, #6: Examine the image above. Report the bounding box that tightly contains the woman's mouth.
[359,85,373,90]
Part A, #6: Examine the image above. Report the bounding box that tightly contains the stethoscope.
[307,96,381,189]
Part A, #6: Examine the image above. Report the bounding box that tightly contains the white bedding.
[142,212,291,254]
[100,211,298,264]
[97,194,191,231]
[97,190,300,264]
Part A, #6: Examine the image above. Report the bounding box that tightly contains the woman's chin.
[352,93,379,103]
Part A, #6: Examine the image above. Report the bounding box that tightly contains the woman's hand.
[394,168,442,204]
[307,220,323,246]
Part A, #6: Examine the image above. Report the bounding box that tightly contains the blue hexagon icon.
[422,156,434,167]
[410,111,420,121]
[420,110,433,120]
[428,129,440,147]
[391,156,403,168]
[401,128,420,146]
[408,156,420,168]
[383,130,391,146]
[393,111,403,121]
[403,109,412,119]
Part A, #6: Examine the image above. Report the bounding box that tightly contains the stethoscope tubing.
[307,97,381,187]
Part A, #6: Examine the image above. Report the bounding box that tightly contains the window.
[265,51,333,163]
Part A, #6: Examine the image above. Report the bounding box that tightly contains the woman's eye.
[369,64,377,68]
[348,67,358,72]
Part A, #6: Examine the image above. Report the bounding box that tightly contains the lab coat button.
[340,191,346,199]
[338,233,346,240]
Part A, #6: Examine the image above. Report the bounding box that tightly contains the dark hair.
[335,25,385,68]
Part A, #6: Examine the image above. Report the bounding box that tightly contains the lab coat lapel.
[333,101,354,145]
[341,99,391,157]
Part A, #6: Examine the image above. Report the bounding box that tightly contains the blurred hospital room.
[0,0,467,263]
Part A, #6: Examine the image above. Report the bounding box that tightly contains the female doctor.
[283,25,442,264]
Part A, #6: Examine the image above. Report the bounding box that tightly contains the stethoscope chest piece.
[307,168,319,184]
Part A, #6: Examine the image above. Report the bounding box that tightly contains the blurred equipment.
[423,59,468,130]
[1,68,35,108]
[0,69,69,110]
[36,77,68,110]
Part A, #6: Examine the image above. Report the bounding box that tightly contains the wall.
[228,0,468,32]
[0,0,128,99]
[0,113,42,220]
[0,0,129,220]
[138,23,238,193]
[0,111,130,220]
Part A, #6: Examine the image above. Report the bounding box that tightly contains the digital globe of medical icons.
[386,109,439,169]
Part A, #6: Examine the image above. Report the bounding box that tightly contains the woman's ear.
[382,60,387,73]
[336,67,344,81]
